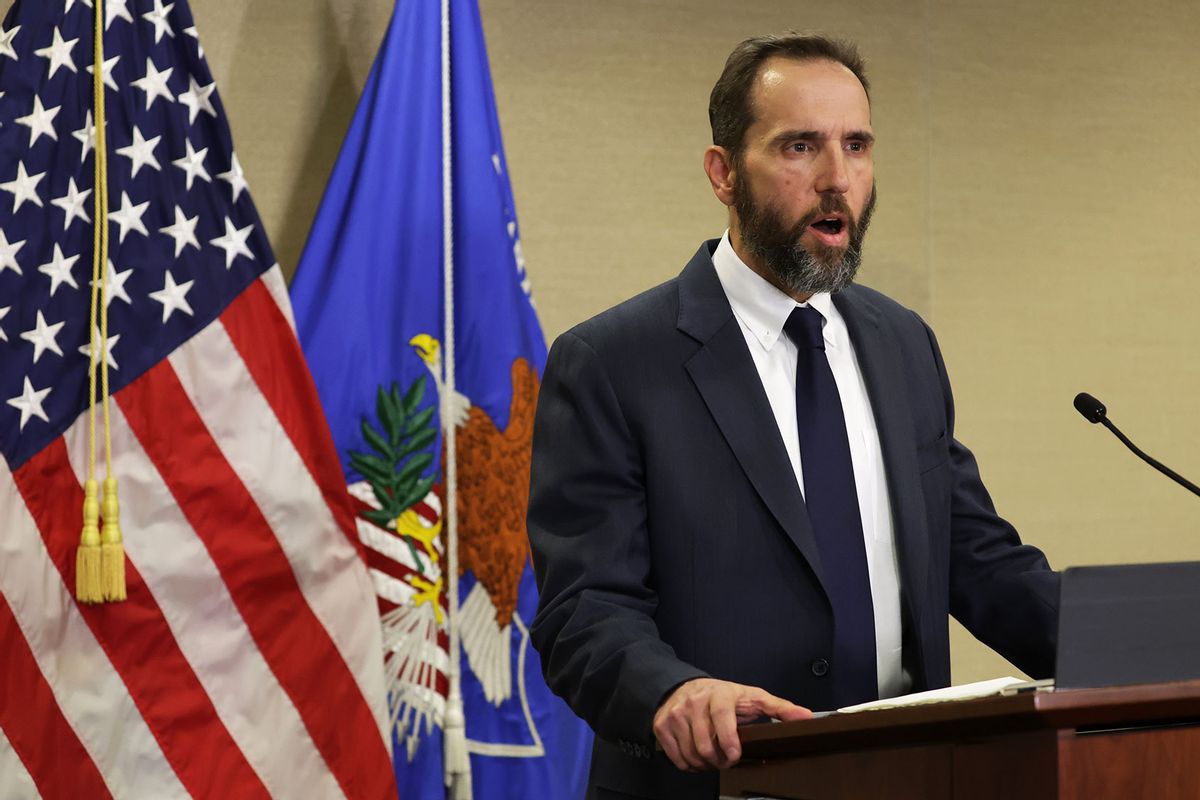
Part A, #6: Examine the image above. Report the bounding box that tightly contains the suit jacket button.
[811,658,830,677]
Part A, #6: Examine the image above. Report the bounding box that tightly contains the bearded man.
[527,34,1059,800]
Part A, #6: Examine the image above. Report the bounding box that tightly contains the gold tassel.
[77,0,125,606]
[100,476,126,601]
[76,479,104,603]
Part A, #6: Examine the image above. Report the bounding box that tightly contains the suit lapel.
[835,288,930,624]
[677,245,826,590]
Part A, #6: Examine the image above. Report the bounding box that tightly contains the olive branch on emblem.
[349,377,439,573]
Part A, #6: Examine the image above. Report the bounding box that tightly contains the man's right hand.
[651,677,812,772]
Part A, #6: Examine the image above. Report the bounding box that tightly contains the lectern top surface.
[737,679,1200,760]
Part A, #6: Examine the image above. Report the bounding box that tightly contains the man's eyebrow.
[773,129,823,143]
[772,129,876,144]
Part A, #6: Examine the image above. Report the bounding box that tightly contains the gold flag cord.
[77,0,124,604]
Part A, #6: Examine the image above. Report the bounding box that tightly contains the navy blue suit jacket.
[527,242,1059,799]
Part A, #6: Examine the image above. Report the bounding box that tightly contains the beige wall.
[27,0,1199,683]
[926,0,1200,679]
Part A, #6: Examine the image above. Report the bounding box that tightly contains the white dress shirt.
[711,231,909,699]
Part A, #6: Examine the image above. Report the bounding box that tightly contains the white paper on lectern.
[836,676,1030,714]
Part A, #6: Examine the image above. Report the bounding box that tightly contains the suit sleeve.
[921,317,1061,679]
[527,330,708,746]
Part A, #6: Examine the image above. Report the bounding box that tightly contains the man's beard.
[733,172,877,296]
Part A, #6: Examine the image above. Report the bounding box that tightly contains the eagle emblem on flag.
[348,340,543,760]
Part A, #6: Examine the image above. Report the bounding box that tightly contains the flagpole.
[441,0,471,798]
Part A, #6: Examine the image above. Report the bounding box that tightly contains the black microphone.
[1073,392,1200,498]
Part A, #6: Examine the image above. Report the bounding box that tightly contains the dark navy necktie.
[783,305,878,707]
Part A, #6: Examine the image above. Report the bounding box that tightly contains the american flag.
[0,1,396,797]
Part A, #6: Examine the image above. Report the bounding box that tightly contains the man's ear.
[703,146,736,207]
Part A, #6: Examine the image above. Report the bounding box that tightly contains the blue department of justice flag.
[290,0,593,798]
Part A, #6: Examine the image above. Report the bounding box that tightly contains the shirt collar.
[711,230,837,351]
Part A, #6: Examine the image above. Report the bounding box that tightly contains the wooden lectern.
[721,680,1200,799]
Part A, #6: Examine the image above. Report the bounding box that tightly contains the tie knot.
[784,305,825,350]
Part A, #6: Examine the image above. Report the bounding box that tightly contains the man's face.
[730,57,876,296]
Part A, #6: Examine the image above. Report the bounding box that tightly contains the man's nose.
[814,148,851,195]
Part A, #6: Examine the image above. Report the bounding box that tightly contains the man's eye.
[790,142,812,153]
[846,141,867,152]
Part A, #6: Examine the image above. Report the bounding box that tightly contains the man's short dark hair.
[709,33,869,160]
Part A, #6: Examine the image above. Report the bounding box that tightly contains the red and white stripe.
[350,486,453,752]
[0,722,41,800]
[0,270,396,799]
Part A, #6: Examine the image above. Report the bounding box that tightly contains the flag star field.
[0,0,273,470]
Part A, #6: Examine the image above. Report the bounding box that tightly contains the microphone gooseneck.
[1074,392,1200,498]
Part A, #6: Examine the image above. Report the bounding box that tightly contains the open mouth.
[807,214,849,246]
[810,217,845,235]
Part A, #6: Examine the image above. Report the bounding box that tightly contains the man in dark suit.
[527,33,1058,800]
